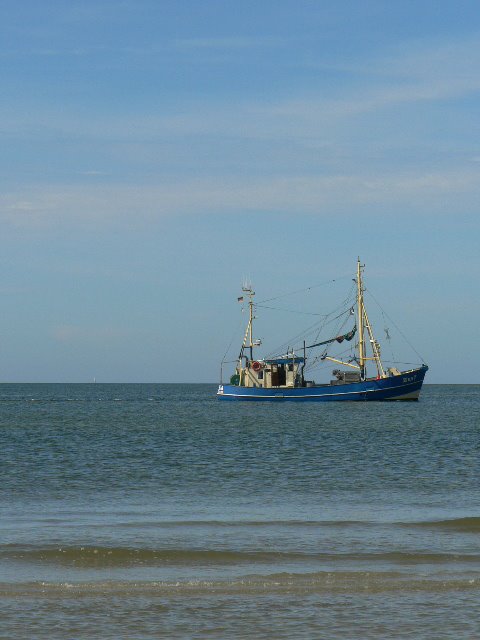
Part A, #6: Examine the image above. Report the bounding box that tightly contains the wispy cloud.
[2,33,480,231]
[173,35,287,50]
[3,34,480,146]
[263,35,480,121]
[2,165,479,229]
[0,33,286,60]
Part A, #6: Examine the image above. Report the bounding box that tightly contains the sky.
[1,0,479,383]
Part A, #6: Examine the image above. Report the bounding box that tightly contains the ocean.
[0,383,479,638]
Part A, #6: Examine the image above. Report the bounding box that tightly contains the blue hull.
[217,366,428,401]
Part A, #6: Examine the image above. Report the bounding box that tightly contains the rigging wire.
[365,289,427,364]
[255,275,352,305]
[221,315,246,365]
[225,269,426,383]
[300,282,356,373]
[229,276,357,367]
[305,320,356,372]
[255,304,328,316]
[381,309,396,364]
[381,360,422,366]
[311,282,356,345]
[266,306,355,360]
[305,342,357,374]
[263,281,357,360]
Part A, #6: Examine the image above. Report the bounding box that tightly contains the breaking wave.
[1,572,479,597]
[2,545,480,568]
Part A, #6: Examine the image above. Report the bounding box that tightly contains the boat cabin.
[236,357,305,389]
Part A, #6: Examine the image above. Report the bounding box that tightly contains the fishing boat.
[217,259,428,401]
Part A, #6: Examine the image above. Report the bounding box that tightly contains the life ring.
[252,361,262,372]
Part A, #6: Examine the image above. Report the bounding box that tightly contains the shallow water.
[1,383,479,638]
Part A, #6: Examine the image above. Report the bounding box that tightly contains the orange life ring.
[252,361,262,372]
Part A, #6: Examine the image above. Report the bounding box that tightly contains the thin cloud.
[2,33,480,233]
[3,34,480,145]
[174,35,287,50]
[264,36,480,121]
[2,166,479,229]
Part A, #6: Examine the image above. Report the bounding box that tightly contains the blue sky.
[1,0,479,382]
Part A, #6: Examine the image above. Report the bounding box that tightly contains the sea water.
[0,383,479,639]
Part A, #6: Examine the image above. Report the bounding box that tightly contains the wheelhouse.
[234,357,305,389]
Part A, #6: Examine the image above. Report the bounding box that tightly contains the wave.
[1,572,479,597]
[3,546,480,568]
[80,517,480,531]
[105,519,373,529]
[405,517,480,533]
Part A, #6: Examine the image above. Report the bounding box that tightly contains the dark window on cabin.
[277,365,286,386]
[258,371,264,380]
[288,364,294,372]
[271,365,278,386]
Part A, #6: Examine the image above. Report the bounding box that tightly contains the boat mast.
[356,259,386,379]
[238,284,255,363]
[356,258,366,380]
[362,306,386,378]
[248,286,254,361]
